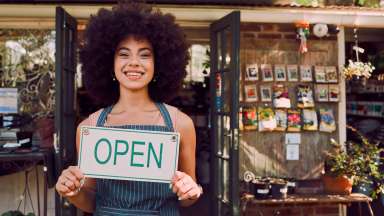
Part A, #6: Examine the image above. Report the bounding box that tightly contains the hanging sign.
[78,126,180,183]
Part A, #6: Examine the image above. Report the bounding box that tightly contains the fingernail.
[169,183,172,189]
[178,197,183,201]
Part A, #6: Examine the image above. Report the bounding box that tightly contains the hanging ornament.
[295,20,310,53]
[313,23,328,38]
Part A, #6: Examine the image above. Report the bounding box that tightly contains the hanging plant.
[342,28,375,80]
[343,59,375,80]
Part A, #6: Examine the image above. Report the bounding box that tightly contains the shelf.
[347,113,384,119]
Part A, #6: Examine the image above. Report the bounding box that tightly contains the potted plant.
[323,125,384,198]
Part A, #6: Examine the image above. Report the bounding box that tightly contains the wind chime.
[295,20,310,54]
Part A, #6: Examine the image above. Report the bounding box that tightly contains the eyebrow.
[117,47,153,52]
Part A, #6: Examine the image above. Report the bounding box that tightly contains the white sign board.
[78,126,179,183]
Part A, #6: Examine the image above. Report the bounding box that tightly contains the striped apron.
[93,103,180,216]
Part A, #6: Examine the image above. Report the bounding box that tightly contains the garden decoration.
[295,20,310,53]
[343,28,375,80]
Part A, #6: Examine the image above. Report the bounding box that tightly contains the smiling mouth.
[123,71,145,79]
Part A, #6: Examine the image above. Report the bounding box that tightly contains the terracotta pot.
[322,174,353,195]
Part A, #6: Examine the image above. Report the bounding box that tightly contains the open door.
[209,11,240,216]
[55,6,78,216]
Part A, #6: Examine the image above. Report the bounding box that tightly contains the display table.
[241,193,373,216]
[0,148,54,216]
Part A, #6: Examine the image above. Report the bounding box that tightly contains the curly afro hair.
[80,1,189,106]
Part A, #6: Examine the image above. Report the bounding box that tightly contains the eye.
[118,52,130,57]
[140,51,152,58]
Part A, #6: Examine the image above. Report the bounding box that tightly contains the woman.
[55,2,201,215]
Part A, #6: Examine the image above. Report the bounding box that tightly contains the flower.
[343,59,375,80]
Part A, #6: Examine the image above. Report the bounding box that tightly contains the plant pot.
[270,182,288,199]
[287,180,297,194]
[322,174,353,195]
[253,181,270,199]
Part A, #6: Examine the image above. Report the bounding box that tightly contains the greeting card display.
[260,85,272,102]
[258,107,277,132]
[275,109,287,131]
[297,85,315,108]
[300,65,313,82]
[287,109,301,132]
[242,107,258,130]
[274,65,286,81]
[314,66,326,83]
[287,65,299,81]
[319,108,336,132]
[315,84,329,102]
[325,66,338,83]
[328,84,339,102]
[261,64,274,82]
[302,109,318,131]
[272,84,291,108]
[245,64,259,81]
[244,84,258,102]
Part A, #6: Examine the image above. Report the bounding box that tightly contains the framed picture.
[245,64,259,81]
[260,85,272,102]
[300,65,313,82]
[244,84,258,102]
[328,84,340,102]
[314,66,326,83]
[315,84,329,102]
[326,66,338,83]
[274,65,286,81]
[287,65,299,81]
[261,64,273,82]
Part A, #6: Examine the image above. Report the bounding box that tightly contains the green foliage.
[324,125,384,198]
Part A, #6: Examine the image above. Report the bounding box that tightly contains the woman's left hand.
[171,171,202,201]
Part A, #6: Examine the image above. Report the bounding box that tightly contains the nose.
[128,56,140,67]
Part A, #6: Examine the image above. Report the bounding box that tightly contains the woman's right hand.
[56,166,85,197]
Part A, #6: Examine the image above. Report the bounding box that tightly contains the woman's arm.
[171,110,201,207]
[55,120,97,213]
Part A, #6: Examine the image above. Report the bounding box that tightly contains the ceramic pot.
[270,182,288,199]
[322,174,353,195]
[253,181,270,199]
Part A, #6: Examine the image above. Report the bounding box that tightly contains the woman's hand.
[171,171,202,201]
[56,166,85,197]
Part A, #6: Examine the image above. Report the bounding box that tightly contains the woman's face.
[114,36,154,92]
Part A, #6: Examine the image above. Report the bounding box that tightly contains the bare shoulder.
[164,104,194,132]
[77,108,104,129]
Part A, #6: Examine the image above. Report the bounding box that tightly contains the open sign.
[78,126,179,183]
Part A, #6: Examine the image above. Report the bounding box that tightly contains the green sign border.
[78,126,180,183]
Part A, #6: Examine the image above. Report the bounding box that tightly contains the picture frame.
[300,65,313,82]
[261,64,273,82]
[260,85,272,102]
[244,84,258,102]
[274,64,286,81]
[245,64,259,81]
[287,65,299,81]
[326,66,338,83]
[314,66,326,83]
[315,84,329,102]
[328,84,340,102]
